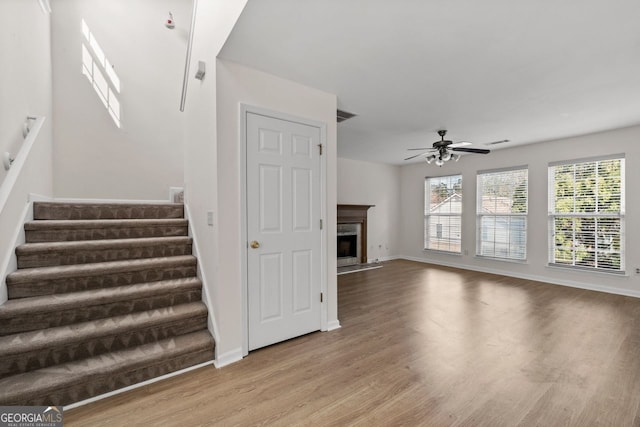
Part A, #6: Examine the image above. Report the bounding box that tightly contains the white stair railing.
[0,116,45,211]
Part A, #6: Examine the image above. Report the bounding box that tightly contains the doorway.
[243,107,327,352]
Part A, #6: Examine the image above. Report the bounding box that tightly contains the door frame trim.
[240,104,328,356]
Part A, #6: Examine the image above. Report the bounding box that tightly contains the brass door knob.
[250,241,261,249]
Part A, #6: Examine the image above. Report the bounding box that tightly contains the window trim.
[548,155,625,274]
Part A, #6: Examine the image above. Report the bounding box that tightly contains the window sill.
[546,263,626,277]
[474,255,528,264]
[423,249,462,256]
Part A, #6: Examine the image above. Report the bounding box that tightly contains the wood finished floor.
[66,259,640,426]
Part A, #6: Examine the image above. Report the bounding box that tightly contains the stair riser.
[25,225,188,243]
[0,202,216,407]
[34,203,184,220]
[17,243,193,269]
[2,345,214,406]
[8,263,197,299]
[0,314,208,379]
[0,289,202,337]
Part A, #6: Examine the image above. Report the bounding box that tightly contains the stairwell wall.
[0,1,54,303]
[181,1,248,364]
[50,0,190,200]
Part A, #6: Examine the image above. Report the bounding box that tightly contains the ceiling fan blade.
[449,141,471,148]
[407,148,434,151]
[485,139,510,145]
[452,147,491,154]
[404,153,425,160]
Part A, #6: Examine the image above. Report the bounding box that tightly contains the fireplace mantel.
[337,204,374,264]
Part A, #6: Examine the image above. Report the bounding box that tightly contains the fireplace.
[337,224,360,267]
[337,204,373,266]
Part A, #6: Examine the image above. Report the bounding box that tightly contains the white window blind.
[476,167,528,260]
[548,157,625,272]
[424,175,462,253]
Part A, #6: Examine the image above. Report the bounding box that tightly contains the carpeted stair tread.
[16,236,193,268]
[25,219,188,242]
[0,303,208,377]
[0,330,214,406]
[2,201,215,406]
[33,202,184,220]
[6,255,197,298]
[0,278,203,335]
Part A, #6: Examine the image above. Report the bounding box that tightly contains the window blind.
[476,168,528,260]
[548,157,625,272]
[424,175,462,253]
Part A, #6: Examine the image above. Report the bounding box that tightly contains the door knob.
[250,240,260,249]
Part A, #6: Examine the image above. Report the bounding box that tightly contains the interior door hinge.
[320,219,323,230]
[320,292,324,303]
[318,144,323,155]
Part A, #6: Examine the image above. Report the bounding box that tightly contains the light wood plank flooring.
[66,259,640,426]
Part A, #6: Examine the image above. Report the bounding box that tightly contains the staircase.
[0,202,215,406]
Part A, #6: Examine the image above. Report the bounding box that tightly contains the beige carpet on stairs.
[0,202,215,406]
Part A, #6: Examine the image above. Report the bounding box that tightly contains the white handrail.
[0,116,46,216]
[179,0,198,112]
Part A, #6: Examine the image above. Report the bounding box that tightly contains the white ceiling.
[219,0,640,165]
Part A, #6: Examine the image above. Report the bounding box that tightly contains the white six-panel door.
[246,112,322,351]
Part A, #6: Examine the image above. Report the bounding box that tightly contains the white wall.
[51,0,191,200]
[337,158,401,261]
[181,0,248,364]
[0,0,53,186]
[0,1,54,303]
[216,59,338,356]
[400,125,640,296]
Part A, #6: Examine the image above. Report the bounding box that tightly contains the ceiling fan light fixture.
[405,130,492,166]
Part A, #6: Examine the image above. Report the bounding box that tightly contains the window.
[476,167,528,260]
[425,175,462,253]
[548,156,625,272]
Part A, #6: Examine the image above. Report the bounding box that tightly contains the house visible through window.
[477,167,528,260]
[548,156,625,272]
[81,19,121,128]
[424,175,462,253]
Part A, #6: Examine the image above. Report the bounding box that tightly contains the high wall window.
[424,175,462,253]
[548,156,625,272]
[476,167,528,260]
[81,19,121,128]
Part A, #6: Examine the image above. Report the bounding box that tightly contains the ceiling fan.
[404,130,495,166]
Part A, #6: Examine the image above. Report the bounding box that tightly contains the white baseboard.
[63,360,214,411]
[214,348,244,368]
[28,193,52,203]
[0,200,34,304]
[326,320,341,331]
[51,197,173,204]
[183,203,220,345]
[379,255,400,262]
[400,255,640,299]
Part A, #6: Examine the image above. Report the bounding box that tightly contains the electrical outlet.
[635,267,640,275]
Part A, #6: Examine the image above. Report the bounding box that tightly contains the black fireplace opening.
[337,234,357,258]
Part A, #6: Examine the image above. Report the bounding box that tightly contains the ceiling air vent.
[337,109,357,123]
